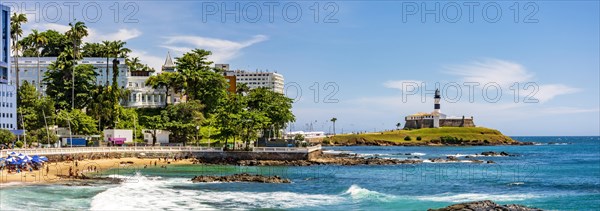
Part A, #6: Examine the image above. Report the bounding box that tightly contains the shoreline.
[0,148,513,185]
[0,157,193,185]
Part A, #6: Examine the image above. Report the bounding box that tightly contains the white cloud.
[383,80,422,91]
[129,50,165,73]
[534,84,581,103]
[445,59,534,87]
[444,59,580,103]
[85,28,142,43]
[541,106,599,114]
[24,23,70,34]
[23,23,142,43]
[161,35,268,63]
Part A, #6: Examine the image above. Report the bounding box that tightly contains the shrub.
[416,136,422,141]
[322,140,331,145]
[15,141,24,148]
[404,136,412,141]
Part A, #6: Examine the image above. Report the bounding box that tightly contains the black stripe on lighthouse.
[435,104,440,109]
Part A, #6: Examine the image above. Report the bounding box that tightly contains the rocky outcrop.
[480,151,511,156]
[428,200,543,211]
[191,173,291,183]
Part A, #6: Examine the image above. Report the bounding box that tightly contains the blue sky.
[6,1,599,135]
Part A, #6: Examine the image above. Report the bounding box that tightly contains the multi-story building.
[11,57,167,108]
[218,64,285,94]
[0,4,17,130]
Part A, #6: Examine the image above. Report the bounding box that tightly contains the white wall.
[103,129,133,143]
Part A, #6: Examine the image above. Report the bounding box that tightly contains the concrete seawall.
[41,150,322,163]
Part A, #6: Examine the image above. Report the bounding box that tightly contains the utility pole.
[134,115,137,147]
[67,113,73,148]
[42,110,50,147]
[20,111,26,148]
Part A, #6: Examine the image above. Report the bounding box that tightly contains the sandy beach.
[0,157,194,185]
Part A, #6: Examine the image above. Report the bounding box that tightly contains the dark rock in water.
[486,160,495,164]
[446,156,458,161]
[428,200,543,211]
[480,151,511,156]
[191,173,291,183]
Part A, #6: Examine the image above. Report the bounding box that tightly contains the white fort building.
[404,89,475,129]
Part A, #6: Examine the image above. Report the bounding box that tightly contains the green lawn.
[325,127,515,145]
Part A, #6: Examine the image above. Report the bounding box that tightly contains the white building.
[218,64,285,94]
[11,57,166,108]
[103,129,133,145]
[144,129,170,145]
[0,5,17,131]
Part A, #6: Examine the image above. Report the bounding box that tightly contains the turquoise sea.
[1,136,599,210]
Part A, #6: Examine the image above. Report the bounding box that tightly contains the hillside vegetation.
[324,127,517,146]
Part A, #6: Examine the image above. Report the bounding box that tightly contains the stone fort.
[404,89,475,129]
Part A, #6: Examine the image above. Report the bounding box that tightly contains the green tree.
[56,109,98,135]
[236,83,250,95]
[214,94,246,149]
[146,72,183,106]
[161,100,206,144]
[44,51,98,110]
[101,40,112,85]
[396,122,401,130]
[65,21,88,59]
[28,128,59,145]
[21,30,69,57]
[140,115,165,146]
[246,88,295,139]
[175,49,227,115]
[293,134,305,141]
[0,129,16,145]
[82,42,104,57]
[88,85,127,129]
[109,40,131,87]
[27,30,48,89]
[115,107,138,129]
[10,13,28,90]
[17,81,56,131]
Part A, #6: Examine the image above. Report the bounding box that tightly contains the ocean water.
[1,136,598,210]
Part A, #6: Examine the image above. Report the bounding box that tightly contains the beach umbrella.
[18,154,26,159]
[9,152,17,156]
[23,156,33,163]
[39,156,49,162]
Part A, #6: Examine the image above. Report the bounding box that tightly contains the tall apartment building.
[0,4,17,130]
[218,64,285,94]
[11,57,166,108]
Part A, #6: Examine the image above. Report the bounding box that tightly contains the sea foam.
[415,192,539,203]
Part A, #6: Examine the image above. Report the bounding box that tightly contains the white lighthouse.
[433,89,441,128]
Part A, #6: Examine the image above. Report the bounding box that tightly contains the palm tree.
[82,42,103,57]
[29,30,48,93]
[99,41,111,85]
[396,122,401,130]
[126,57,142,72]
[109,40,131,87]
[10,13,28,90]
[330,118,337,135]
[65,21,88,60]
[66,21,88,109]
